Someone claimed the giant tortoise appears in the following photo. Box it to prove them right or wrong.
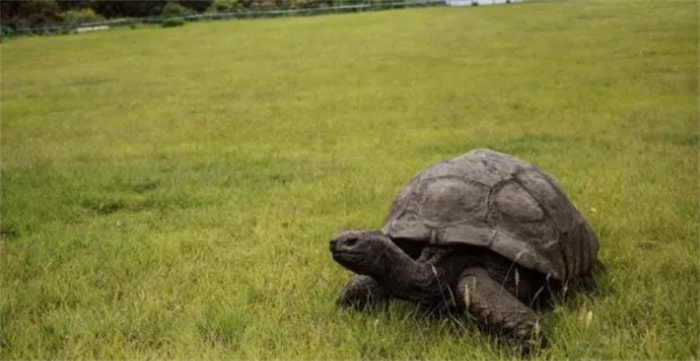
[330,148,601,349]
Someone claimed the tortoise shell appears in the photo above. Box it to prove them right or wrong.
[380,148,599,282]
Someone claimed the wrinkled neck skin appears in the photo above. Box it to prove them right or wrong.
[373,240,450,303]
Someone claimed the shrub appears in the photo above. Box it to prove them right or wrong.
[162,17,186,28]
[57,8,102,26]
[2,0,60,28]
[1,26,15,38]
[162,2,194,17]
[206,0,242,13]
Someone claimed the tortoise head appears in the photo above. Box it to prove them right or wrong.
[330,230,391,276]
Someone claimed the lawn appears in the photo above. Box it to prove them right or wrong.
[1,1,698,359]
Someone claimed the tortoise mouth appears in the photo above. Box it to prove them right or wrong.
[330,244,375,274]
[330,248,362,263]
[331,250,366,273]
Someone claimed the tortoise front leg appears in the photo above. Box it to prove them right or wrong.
[337,274,391,311]
[456,268,547,351]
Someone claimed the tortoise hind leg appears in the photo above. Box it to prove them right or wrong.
[337,275,390,312]
[456,268,547,352]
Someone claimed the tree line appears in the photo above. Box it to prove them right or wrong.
[0,0,419,29]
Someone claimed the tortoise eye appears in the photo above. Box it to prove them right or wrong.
[344,238,358,247]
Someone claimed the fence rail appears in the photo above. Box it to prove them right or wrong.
[3,1,447,37]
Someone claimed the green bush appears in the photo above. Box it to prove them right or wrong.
[57,8,102,26]
[1,26,15,38]
[2,0,60,27]
[206,0,242,13]
[161,17,186,28]
[162,2,194,17]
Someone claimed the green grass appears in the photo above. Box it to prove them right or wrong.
[1,1,698,359]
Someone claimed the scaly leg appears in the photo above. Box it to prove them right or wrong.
[456,268,547,351]
[337,274,390,311]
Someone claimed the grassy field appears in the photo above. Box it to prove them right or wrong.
[1,1,698,359]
